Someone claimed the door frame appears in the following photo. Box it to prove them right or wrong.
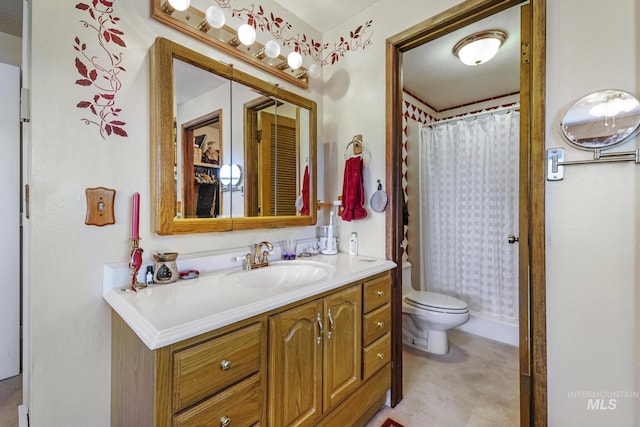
[384,0,547,425]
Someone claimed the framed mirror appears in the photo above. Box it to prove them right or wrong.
[150,37,317,235]
[560,89,640,151]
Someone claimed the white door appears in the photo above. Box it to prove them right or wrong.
[0,62,21,380]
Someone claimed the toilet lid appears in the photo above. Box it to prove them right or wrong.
[404,291,468,313]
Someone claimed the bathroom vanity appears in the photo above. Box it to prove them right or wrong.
[105,254,395,426]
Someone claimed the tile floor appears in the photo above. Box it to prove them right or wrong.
[366,329,520,427]
[0,374,21,427]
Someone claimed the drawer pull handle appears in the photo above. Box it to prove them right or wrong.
[220,360,232,371]
[327,309,334,339]
[221,416,231,426]
[377,321,385,328]
[376,290,385,297]
[377,352,385,359]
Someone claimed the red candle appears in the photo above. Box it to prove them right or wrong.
[131,192,140,240]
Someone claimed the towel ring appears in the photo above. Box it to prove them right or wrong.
[344,135,364,158]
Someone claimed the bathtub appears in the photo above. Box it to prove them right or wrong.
[456,311,519,347]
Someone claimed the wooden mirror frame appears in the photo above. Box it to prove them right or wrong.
[150,37,317,235]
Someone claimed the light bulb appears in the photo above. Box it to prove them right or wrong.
[457,38,501,66]
[237,24,256,46]
[264,40,281,59]
[453,30,506,66]
[205,6,225,29]
[287,51,302,70]
[307,63,321,79]
[168,0,190,11]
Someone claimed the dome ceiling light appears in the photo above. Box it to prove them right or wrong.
[452,30,507,66]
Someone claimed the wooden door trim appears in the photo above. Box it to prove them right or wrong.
[384,0,547,424]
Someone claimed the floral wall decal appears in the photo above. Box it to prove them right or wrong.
[214,0,374,66]
[74,0,128,138]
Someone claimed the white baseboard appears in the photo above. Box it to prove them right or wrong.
[18,404,28,427]
[456,311,519,346]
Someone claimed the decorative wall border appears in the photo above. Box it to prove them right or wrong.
[213,0,374,66]
[74,0,128,139]
[401,94,435,259]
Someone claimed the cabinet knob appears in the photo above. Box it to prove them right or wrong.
[376,290,385,297]
[220,416,231,426]
[377,353,385,360]
[220,359,232,371]
[377,321,385,328]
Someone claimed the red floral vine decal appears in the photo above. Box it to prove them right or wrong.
[74,0,128,138]
[214,0,373,66]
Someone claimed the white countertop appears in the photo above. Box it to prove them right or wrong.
[103,253,396,350]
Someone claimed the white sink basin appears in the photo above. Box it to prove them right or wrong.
[223,260,335,289]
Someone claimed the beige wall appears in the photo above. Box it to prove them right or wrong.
[324,0,638,426]
[26,0,321,425]
[25,0,639,426]
[545,0,638,425]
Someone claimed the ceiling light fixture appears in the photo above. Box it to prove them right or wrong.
[453,30,507,66]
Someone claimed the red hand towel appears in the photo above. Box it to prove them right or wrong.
[341,156,367,221]
[301,164,310,216]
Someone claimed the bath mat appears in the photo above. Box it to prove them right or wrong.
[381,418,405,427]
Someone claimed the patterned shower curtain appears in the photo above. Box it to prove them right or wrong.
[419,110,520,321]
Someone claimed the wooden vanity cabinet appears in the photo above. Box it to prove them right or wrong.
[268,285,362,426]
[111,315,267,427]
[361,274,392,380]
[111,271,392,427]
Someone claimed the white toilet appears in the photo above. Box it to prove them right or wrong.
[402,262,470,355]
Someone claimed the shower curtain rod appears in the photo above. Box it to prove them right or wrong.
[429,103,520,126]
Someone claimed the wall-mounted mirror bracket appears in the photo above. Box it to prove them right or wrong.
[546,147,640,181]
[221,183,244,193]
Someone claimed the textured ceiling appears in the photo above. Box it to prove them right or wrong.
[402,5,520,111]
[271,0,381,32]
[274,1,520,111]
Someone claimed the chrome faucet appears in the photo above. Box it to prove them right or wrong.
[244,241,273,270]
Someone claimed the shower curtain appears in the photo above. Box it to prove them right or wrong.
[419,110,520,321]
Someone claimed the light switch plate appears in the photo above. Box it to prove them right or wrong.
[85,187,116,226]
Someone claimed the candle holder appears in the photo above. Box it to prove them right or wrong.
[122,239,147,292]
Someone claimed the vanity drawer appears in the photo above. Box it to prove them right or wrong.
[362,333,391,380]
[173,373,262,427]
[363,303,391,346]
[363,274,391,313]
[172,322,263,412]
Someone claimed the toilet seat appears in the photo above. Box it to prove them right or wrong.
[404,290,469,314]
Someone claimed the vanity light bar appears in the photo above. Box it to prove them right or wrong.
[546,147,640,181]
[153,0,309,88]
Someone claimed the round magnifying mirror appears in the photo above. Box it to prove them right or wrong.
[220,164,242,187]
[560,89,640,151]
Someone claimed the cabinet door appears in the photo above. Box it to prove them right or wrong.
[323,285,362,411]
[269,299,323,427]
